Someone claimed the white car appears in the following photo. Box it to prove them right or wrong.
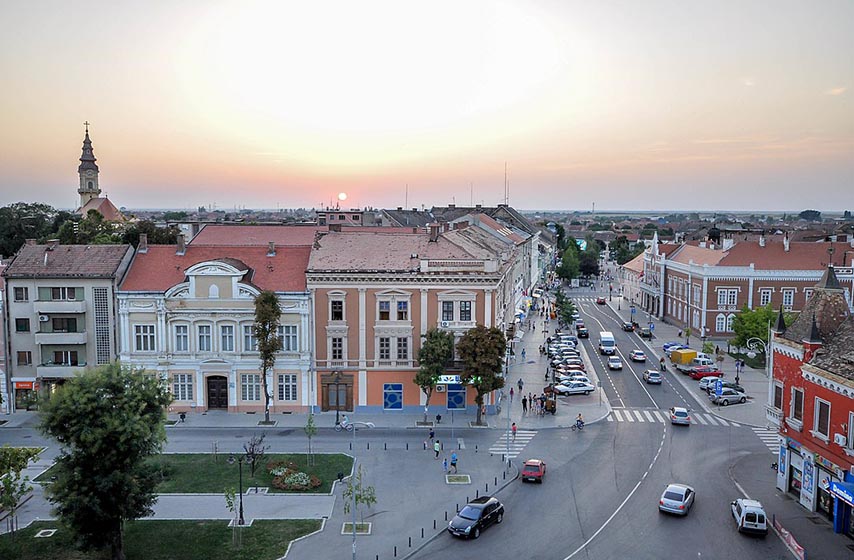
[607,356,623,370]
[557,375,591,385]
[698,376,721,392]
[629,350,646,362]
[552,381,595,395]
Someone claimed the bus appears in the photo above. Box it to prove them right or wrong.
[598,331,616,355]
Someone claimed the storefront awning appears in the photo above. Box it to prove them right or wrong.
[830,480,854,507]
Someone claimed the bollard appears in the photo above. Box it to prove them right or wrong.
[406,442,409,450]
[422,527,424,538]
[485,482,488,492]
[394,545,397,557]
[503,471,506,480]
[456,503,459,512]
[409,537,411,548]
[445,511,448,521]
[441,442,444,450]
[495,476,497,485]
[475,444,478,453]
[476,489,479,498]
[458,443,461,450]
[423,441,427,451]
[367,442,370,450]
[349,442,352,450]
[433,519,437,530]
[384,442,387,450]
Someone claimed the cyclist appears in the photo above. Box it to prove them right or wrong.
[575,413,584,430]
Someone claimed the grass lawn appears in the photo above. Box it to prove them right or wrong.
[0,519,321,560]
[151,453,353,494]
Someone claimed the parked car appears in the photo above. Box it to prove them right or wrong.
[669,407,691,425]
[558,335,579,345]
[710,387,747,406]
[595,296,607,304]
[630,350,646,362]
[639,327,652,338]
[577,327,589,338]
[662,341,683,351]
[643,370,662,384]
[689,366,723,380]
[659,484,695,516]
[552,381,595,395]
[705,380,745,394]
[557,375,591,385]
[622,321,635,332]
[731,498,768,536]
[521,459,546,483]
[448,496,504,539]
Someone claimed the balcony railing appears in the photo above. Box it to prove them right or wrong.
[35,300,87,314]
[35,331,87,345]
[764,405,783,427]
[37,362,87,379]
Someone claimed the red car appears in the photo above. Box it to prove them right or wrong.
[596,297,607,304]
[521,459,546,483]
[689,366,723,380]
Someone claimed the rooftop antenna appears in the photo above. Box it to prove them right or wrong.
[470,182,474,206]
[503,162,509,205]
[405,183,408,209]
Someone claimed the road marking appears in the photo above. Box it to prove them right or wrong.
[607,415,614,422]
[752,428,781,454]
[651,410,665,422]
[457,438,466,449]
[643,411,655,422]
[634,410,645,422]
[612,410,623,421]
[488,430,537,459]
[623,411,634,422]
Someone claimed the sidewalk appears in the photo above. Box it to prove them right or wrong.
[605,295,770,428]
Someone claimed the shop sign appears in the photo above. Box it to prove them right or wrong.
[786,437,803,451]
[438,375,461,384]
[830,481,854,507]
[14,382,33,389]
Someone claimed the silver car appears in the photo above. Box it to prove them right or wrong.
[659,484,695,515]
[669,407,691,425]
[710,387,747,406]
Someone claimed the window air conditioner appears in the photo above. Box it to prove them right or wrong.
[435,385,446,393]
[39,315,50,322]
[833,433,847,447]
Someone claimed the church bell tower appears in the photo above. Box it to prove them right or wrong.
[77,121,101,207]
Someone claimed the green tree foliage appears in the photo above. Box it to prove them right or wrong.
[253,291,282,424]
[343,464,377,524]
[553,223,567,252]
[121,220,180,247]
[611,235,645,265]
[414,328,455,423]
[39,363,172,560]
[0,202,68,256]
[554,292,576,326]
[798,209,822,222]
[456,325,506,426]
[579,250,599,277]
[304,414,318,467]
[0,446,40,538]
[731,305,793,349]
[162,211,189,221]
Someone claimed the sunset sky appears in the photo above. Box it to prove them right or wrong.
[0,1,852,212]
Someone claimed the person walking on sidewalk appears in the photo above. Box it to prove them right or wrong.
[659,357,666,372]
[522,396,528,415]
[450,451,458,473]
[434,440,441,459]
[511,422,517,441]
[442,457,448,473]
[510,387,515,402]
[521,348,527,360]
[518,378,524,392]
[429,427,435,442]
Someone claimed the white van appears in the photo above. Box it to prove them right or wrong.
[730,498,768,536]
[598,331,616,355]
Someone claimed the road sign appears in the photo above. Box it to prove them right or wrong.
[649,322,655,331]
[438,375,461,384]
[714,379,723,396]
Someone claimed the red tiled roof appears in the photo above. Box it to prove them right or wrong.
[473,214,526,244]
[191,225,324,246]
[669,244,727,266]
[3,244,131,278]
[77,197,124,222]
[120,245,309,292]
[622,253,645,273]
[719,241,838,270]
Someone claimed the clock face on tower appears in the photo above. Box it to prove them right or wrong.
[86,170,95,177]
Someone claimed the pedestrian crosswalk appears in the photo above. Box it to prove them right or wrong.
[570,297,604,303]
[606,408,741,427]
[752,427,782,454]
[489,429,537,459]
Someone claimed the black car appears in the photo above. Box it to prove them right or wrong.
[577,327,589,338]
[622,322,635,332]
[448,496,504,539]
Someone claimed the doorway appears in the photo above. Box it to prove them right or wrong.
[206,376,228,409]
[320,373,353,412]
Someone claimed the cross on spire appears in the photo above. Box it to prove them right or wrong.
[84,121,90,134]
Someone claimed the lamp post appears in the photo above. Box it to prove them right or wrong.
[333,371,342,426]
[227,454,248,525]
[746,337,769,378]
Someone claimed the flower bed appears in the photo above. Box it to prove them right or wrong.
[267,461,322,491]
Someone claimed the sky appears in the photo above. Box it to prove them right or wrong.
[0,0,852,212]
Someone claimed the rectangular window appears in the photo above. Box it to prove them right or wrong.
[197,324,212,352]
[378,337,391,361]
[243,325,257,351]
[220,325,234,352]
[241,374,262,401]
[331,300,344,321]
[460,301,472,322]
[397,301,408,320]
[15,318,30,332]
[773,383,784,410]
[277,325,298,352]
[172,373,193,401]
[51,287,77,301]
[13,287,28,302]
[791,388,804,422]
[727,289,737,306]
[396,337,409,361]
[51,317,77,333]
[717,290,727,307]
[759,289,772,307]
[331,337,344,361]
[175,325,189,352]
[814,398,830,438]
[442,301,454,322]
[53,350,78,365]
[693,286,701,305]
[16,351,32,366]
[134,324,156,352]
[379,301,391,321]
[804,289,813,301]
[278,373,298,401]
[782,289,794,308]
[383,383,403,410]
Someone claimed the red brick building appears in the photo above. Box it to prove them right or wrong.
[766,267,854,539]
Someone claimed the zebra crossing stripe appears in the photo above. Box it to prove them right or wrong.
[634,410,645,422]
[651,411,665,422]
[612,410,623,421]
[694,414,708,425]
[623,411,634,422]
[642,411,655,422]
[607,415,614,422]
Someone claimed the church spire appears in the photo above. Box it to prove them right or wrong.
[78,121,99,174]
[77,121,101,207]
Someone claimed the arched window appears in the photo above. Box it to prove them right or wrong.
[208,284,219,299]
[726,314,736,332]
[87,181,93,188]
[715,314,726,332]
[693,310,700,329]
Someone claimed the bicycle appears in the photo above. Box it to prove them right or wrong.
[334,422,354,432]
[570,420,585,432]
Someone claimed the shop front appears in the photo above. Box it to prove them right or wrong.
[829,479,854,539]
[788,448,804,499]
[13,381,39,411]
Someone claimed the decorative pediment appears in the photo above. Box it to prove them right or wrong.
[185,261,248,277]
[165,283,191,299]
[238,285,260,298]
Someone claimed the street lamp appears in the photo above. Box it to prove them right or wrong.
[746,337,769,379]
[227,454,251,525]
[333,371,342,426]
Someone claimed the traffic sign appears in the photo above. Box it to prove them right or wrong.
[438,375,460,384]
[714,379,723,396]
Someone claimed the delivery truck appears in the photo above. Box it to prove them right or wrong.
[670,349,715,373]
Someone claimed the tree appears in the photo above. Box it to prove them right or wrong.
[0,446,39,538]
[414,328,455,424]
[342,464,377,525]
[242,433,268,477]
[730,305,787,349]
[456,325,506,426]
[253,291,282,424]
[304,414,318,467]
[555,250,579,281]
[553,223,567,252]
[554,292,576,327]
[798,209,822,222]
[39,363,172,560]
[121,220,179,247]
[0,202,63,256]
[578,251,599,277]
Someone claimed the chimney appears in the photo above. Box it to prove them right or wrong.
[783,232,790,252]
[722,237,734,251]
[475,204,482,209]
[267,241,276,257]
[429,223,440,242]
[454,221,469,230]
[699,241,706,248]
[176,234,186,256]
[329,223,342,232]
[25,238,36,245]
[138,233,148,254]
[448,204,455,209]
[46,239,59,251]
[802,314,822,361]
[758,234,765,248]
[412,208,417,212]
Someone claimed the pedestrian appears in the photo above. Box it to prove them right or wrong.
[511,422,517,441]
[434,440,441,459]
[442,457,448,473]
[522,396,528,414]
[678,329,683,338]
[521,348,527,360]
[518,378,524,392]
[429,427,435,442]
[450,451,458,473]
[510,387,515,402]
[659,357,666,372]
[735,373,740,385]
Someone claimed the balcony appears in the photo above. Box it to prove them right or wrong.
[764,405,783,428]
[785,416,803,433]
[36,300,86,314]
[35,331,87,345]
[37,362,88,379]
